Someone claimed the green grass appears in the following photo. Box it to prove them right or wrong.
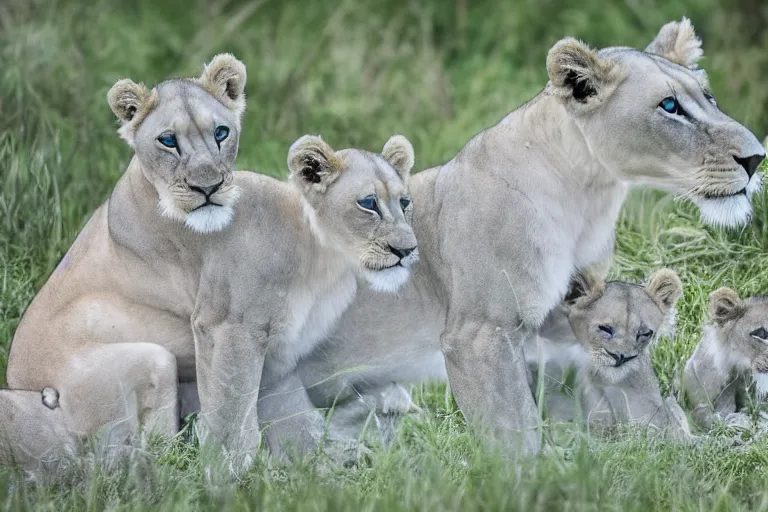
[2,0,768,509]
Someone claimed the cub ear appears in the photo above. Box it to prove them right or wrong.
[564,268,605,308]
[107,79,157,146]
[645,269,683,310]
[644,17,703,70]
[199,53,247,117]
[547,37,616,104]
[708,287,746,326]
[287,135,344,193]
[381,135,415,181]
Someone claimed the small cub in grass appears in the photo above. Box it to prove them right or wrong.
[531,269,691,437]
[682,288,768,430]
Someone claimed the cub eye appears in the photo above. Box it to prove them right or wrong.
[750,327,768,341]
[703,92,717,106]
[659,96,685,116]
[636,328,654,343]
[400,196,411,211]
[357,195,379,214]
[157,133,177,148]
[598,325,615,340]
[214,125,230,143]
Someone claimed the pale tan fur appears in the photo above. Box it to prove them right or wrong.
[196,53,247,117]
[682,288,768,430]
[286,20,764,455]
[530,270,691,440]
[1,56,417,475]
[644,17,703,69]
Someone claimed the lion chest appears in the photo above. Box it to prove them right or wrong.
[572,183,628,270]
[280,274,359,363]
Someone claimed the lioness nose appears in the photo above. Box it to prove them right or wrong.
[191,179,223,198]
[734,153,765,179]
[389,245,415,259]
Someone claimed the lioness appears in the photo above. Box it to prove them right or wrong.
[293,19,765,454]
[2,54,418,473]
[530,269,690,438]
[682,288,768,430]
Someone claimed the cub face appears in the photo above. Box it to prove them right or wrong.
[287,135,418,293]
[547,18,765,228]
[107,54,247,234]
[708,288,768,396]
[563,269,682,385]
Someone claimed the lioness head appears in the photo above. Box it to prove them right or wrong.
[563,269,682,384]
[287,135,418,293]
[707,287,768,397]
[107,54,246,234]
[547,18,765,228]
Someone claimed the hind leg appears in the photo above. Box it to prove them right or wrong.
[57,342,179,441]
[0,389,76,469]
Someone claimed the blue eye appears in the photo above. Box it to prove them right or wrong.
[357,195,379,213]
[214,125,230,143]
[400,196,411,211]
[659,97,684,115]
[157,133,177,148]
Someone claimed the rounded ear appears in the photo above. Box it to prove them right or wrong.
[107,79,157,146]
[645,269,683,310]
[381,135,415,181]
[287,135,343,193]
[199,53,247,117]
[564,268,605,308]
[107,79,152,124]
[708,287,746,326]
[644,17,703,70]
[546,38,617,104]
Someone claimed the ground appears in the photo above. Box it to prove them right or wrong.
[2,0,768,509]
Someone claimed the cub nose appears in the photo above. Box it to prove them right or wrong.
[190,179,223,198]
[389,245,415,259]
[606,350,638,367]
[734,153,765,179]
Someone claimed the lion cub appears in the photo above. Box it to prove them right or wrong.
[531,269,690,436]
[682,288,768,430]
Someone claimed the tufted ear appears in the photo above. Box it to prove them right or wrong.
[107,79,158,146]
[708,287,746,326]
[547,38,617,104]
[644,17,703,70]
[381,135,415,181]
[564,268,605,308]
[199,53,247,117]
[287,135,344,193]
[645,269,683,311]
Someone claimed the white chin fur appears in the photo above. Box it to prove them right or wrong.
[158,196,234,234]
[361,266,411,294]
[754,372,768,400]
[694,195,753,228]
[185,205,235,233]
[694,173,762,228]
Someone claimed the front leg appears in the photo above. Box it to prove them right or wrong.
[682,362,725,431]
[192,317,266,477]
[441,318,541,455]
